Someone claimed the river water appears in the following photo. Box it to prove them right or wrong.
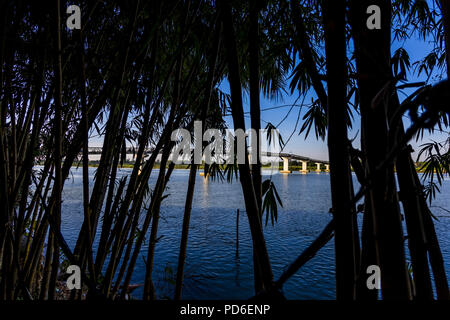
[58,167,450,299]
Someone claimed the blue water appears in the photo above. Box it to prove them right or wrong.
[57,168,450,299]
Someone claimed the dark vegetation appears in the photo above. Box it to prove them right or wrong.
[1,0,450,300]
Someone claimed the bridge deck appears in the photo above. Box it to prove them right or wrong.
[261,152,329,164]
[87,147,328,164]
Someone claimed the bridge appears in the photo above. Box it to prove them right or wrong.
[87,147,154,154]
[86,148,329,174]
[261,152,329,174]
[86,147,154,162]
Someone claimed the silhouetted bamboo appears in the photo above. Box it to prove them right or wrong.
[248,0,265,294]
[174,11,221,300]
[143,149,174,300]
[47,0,63,300]
[1,0,449,302]
[74,6,139,268]
[355,194,379,300]
[290,0,328,108]
[412,170,450,299]
[441,0,450,76]
[349,0,412,300]
[323,0,359,299]
[79,20,96,287]
[220,0,273,291]
[391,93,434,299]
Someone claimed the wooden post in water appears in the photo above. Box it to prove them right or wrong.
[236,209,239,256]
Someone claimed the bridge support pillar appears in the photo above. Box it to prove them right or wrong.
[300,160,308,174]
[325,164,330,172]
[315,162,321,173]
[280,157,291,174]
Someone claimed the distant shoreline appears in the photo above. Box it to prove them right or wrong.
[38,163,427,173]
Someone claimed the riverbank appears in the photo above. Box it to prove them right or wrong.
[65,163,428,172]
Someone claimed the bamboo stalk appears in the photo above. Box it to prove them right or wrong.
[220,0,273,291]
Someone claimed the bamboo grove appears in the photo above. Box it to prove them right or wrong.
[1,0,450,300]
